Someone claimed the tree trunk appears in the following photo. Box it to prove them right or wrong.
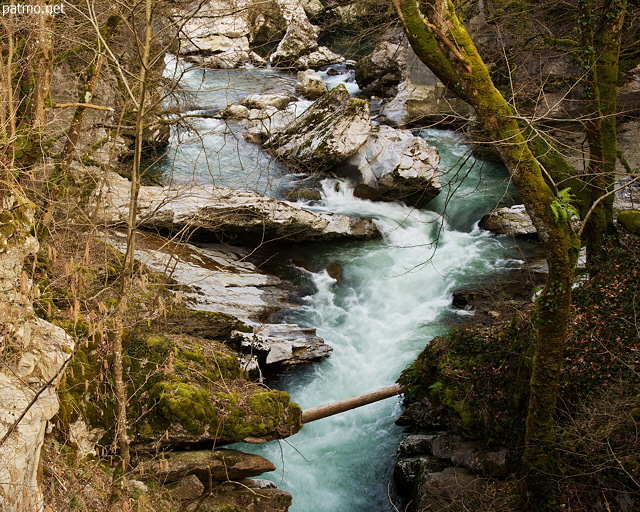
[393,1,581,509]
[578,0,627,268]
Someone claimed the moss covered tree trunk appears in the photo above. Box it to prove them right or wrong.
[577,0,627,268]
[393,1,580,509]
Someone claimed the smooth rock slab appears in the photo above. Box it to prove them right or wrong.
[92,171,379,245]
[138,449,275,483]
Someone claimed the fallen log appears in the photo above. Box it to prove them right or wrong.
[301,383,403,424]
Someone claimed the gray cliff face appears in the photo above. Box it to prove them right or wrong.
[0,194,75,511]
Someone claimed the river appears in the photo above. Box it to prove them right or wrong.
[158,57,526,511]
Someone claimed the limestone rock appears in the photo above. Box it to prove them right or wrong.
[398,434,440,455]
[241,93,293,110]
[169,474,205,501]
[266,84,371,172]
[270,18,319,68]
[176,0,250,54]
[394,455,447,495]
[187,486,292,512]
[101,231,333,369]
[236,323,333,366]
[243,109,297,143]
[336,124,441,207]
[355,30,406,97]
[295,69,328,99]
[479,204,537,237]
[138,449,275,483]
[92,171,380,245]
[295,46,343,69]
[0,194,75,512]
[431,433,511,477]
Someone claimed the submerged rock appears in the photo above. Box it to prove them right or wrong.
[266,84,371,172]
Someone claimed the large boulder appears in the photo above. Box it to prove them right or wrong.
[335,125,441,207]
[177,0,251,54]
[92,171,379,244]
[295,46,343,69]
[357,30,471,125]
[101,230,334,370]
[355,29,407,97]
[266,84,371,172]
[269,18,319,68]
[479,205,537,237]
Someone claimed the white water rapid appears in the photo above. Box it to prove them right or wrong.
[237,134,525,511]
[159,59,527,511]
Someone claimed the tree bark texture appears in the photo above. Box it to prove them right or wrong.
[393,1,581,509]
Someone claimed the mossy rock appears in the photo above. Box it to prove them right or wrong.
[399,316,534,446]
[617,210,640,234]
[128,334,302,446]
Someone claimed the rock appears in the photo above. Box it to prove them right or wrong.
[235,323,332,366]
[241,93,293,110]
[169,474,205,500]
[431,433,511,477]
[398,434,439,455]
[221,104,250,119]
[300,0,325,18]
[187,50,252,69]
[355,30,406,97]
[101,231,334,369]
[138,449,276,483]
[335,124,441,207]
[356,29,471,125]
[479,205,537,237]
[92,171,380,245]
[295,46,343,69]
[127,479,150,495]
[617,210,640,234]
[266,84,371,172]
[250,478,276,489]
[270,18,319,68]
[295,69,328,99]
[243,109,297,143]
[0,194,75,511]
[394,455,448,495]
[178,0,250,42]
[413,467,481,512]
[396,396,462,431]
[187,486,292,512]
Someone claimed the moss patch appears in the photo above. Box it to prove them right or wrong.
[617,210,640,234]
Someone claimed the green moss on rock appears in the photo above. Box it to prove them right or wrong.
[617,210,640,234]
